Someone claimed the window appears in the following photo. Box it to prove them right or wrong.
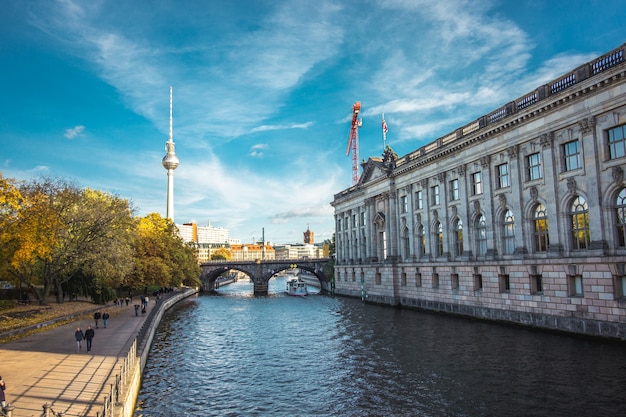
[449,179,459,200]
[471,171,483,195]
[614,266,626,299]
[435,221,444,257]
[454,219,463,256]
[352,214,357,227]
[476,215,487,256]
[415,271,422,287]
[352,271,356,282]
[401,272,407,286]
[563,140,581,171]
[617,188,626,248]
[375,272,382,285]
[534,204,549,252]
[499,273,510,293]
[416,224,426,257]
[502,209,515,255]
[527,152,543,180]
[415,190,423,210]
[432,185,440,205]
[360,211,365,226]
[570,196,590,250]
[451,273,459,290]
[568,274,583,297]
[400,195,408,213]
[432,272,439,288]
[608,125,626,159]
[337,219,342,231]
[496,163,510,188]
[531,274,543,294]
[473,272,483,291]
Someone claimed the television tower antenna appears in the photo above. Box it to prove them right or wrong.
[345,101,362,185]
[162,86,179,220]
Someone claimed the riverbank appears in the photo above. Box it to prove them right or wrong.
[0,288,197,417]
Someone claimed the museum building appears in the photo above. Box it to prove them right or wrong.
[332,43,626,340]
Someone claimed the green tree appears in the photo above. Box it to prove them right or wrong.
[131,213,200,290]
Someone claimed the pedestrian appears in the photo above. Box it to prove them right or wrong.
[134,304,139,316]
[125,296,130,306]
[94,311,101,328]
[75,327,84,352]
[84,325,95,352]
[102,310,110,328]
[0,375,6,409]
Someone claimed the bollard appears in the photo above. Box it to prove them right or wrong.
[3,404,15,417]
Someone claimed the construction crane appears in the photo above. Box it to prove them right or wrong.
[345,101,362,185]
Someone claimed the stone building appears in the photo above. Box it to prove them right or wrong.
[331,43,626,340]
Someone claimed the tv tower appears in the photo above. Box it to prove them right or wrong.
[162,86,179,220]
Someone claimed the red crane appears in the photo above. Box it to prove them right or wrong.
[345,101,362,185]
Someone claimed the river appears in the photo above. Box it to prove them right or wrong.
[134,277,626,417]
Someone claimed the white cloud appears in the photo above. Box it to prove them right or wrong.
[64,125,85,139]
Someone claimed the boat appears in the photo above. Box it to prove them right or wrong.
[285,276,308,296]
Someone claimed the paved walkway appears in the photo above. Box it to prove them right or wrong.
[1,300,154,417]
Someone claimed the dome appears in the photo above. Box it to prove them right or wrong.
[162,153,179,170]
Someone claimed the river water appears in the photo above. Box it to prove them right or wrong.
[134,277,626,417]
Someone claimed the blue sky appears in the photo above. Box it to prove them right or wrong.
[1,0,624,245]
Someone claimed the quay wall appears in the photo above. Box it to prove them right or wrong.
[115,288,197,417]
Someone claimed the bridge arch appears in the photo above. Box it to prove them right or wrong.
[200,259,332,295]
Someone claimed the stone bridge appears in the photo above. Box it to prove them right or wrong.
[200,258,332,295]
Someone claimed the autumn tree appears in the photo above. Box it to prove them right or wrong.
[131,213,200,290]
[10,178,135,304]
[210,247,232,260]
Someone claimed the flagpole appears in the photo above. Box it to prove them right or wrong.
[382,112,387,151]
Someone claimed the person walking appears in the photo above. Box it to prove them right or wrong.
[102,311,110,328]
[0,375,6,409]
[84,325,95,352]
[75,327,84,352]
[94,311,101,328]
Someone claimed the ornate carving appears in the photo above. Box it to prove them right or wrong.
[530,186,538,202]
[578,116,596,134]
[540,132,553,149]
[567,177,577,194]
[416,213,422,224]
[498,194,507,208]
[473,200,481,214]
[480,155,490,168]
[437,172,446,183]
[420,178,429,188]
[458,164,466,176]
[432,210,438,220]
[507,145,519,159]
[612,166,624,183]
[451,206,457,216]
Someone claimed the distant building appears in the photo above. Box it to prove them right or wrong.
[304,226,314,244]
[274,243,323,260]
[332,43,626,340]
[177,221,230,245]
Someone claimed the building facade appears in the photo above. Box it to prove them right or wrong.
[332,44,626,340]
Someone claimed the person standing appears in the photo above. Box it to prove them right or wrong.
[102,311,110,328]
[75,327,84,352]
[84,325,95,352]
[0,375,6,409]
[94,311,101,328]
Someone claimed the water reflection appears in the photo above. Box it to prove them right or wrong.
[135,278,626,417]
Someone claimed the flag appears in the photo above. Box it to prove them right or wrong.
[382,117,388,135]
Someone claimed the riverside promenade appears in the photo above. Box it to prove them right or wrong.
[0,289,197,417]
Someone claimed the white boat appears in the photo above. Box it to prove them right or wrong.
[285,277,308,296]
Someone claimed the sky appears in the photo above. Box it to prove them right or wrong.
[1,0,624,245]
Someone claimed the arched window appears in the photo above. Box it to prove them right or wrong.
[502,210,515,255]
[416,224,426,257]
[403,226,410,260]
[571,196,590,250]
[454,219,463,256]
[476,215,487,256]
[617,188,626,248]
[434,221,443,257]
[534,204,549,252]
